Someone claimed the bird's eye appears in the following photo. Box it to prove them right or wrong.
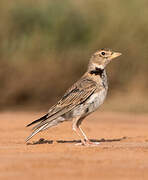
[101,51,106,56]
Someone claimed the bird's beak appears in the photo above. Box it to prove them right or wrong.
[110,52,122,60]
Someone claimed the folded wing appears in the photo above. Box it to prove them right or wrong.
[26,77,97,142]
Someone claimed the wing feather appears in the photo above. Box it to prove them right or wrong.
[26,76,97,141]
[33,78,96,131]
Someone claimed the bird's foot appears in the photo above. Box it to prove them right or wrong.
[75,140,100,147]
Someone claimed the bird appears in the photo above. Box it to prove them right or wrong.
[26,49,122,146]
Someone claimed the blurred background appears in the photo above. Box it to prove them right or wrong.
[0,0,148,113]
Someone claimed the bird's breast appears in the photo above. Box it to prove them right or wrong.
[86,89,107,113]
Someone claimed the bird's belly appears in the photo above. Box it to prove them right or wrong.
[86,89,107,113]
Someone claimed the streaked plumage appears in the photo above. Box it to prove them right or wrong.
[26,49,121,146]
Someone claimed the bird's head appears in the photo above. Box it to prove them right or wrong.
[88,49,122,71]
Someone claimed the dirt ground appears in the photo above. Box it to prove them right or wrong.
[0,111,148,180]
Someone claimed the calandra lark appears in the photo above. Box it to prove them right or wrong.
[26,49,121,146]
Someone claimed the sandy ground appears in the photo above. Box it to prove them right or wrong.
[0,111,148,180]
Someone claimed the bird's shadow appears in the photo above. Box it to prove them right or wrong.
[26,137,127,145]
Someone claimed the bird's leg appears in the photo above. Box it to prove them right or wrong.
[79,126,89,142]
[72,117,99,146]
[72,117,86,145]
[78,126,100,146]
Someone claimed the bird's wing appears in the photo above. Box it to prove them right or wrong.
[49,78,97,114]
[26,76,97,136]
[37,77,97,126]
[26,76,97,142]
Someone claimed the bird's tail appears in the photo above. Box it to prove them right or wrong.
[26,114,48,127]
[26,115,64,142]
[26,114,49,142]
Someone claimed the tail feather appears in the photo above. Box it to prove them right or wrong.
[26,114,48,127]
[26,123,48,142]
[26,117,65,142]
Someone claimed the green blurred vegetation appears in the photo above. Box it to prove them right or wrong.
[0,0,148,111]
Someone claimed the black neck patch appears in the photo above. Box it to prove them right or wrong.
[90,67,104,77]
